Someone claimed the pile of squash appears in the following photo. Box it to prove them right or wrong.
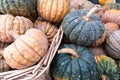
[0,0,119,80]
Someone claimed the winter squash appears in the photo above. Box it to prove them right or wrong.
[69,0,101,12]
[51,44,97,80]
[90,47,119,80]
[62,7,104,46]
[105,30,120,59]
[102,9,120,25]
[90,47,106,56]
[0,42,10,72]
[90,0,115,5]
[35,17,58,44]
[0,14,34,43]
[104,22,119,35]
[0,0,38,21]
[96,56,119,80]
[92,31,106,47]
[104,3,120,10]
[37,0,70,23]
[92,22,119,46]
[3,29,49,69]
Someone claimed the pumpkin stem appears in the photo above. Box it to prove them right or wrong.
[101,75,107,80]
[58,48,79,59]
[83,6,99,21]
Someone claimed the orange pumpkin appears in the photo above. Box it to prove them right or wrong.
[0,14,34,43]
[3,29,49,69]
[102,9,120,25]
[37,0,70,23]
[35,18,58,44]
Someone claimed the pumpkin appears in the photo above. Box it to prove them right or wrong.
[51,44,97,80]
[69,0,101,12]
[90,47,119,80]
[105,30,120,59]
[35,17,58,44]
[0,0,38,21]
[0,14,34,43]
[102,9,120,25]
[0,42,10,72]
[90,47,106,56]
[104,22,119,35]
[92,22,119,46]
[116,0,120,3]
[62,7,104,46]
[104,3,120,10]
[3,29,49,69]
[37,0,70,23]
[90,0,115,5]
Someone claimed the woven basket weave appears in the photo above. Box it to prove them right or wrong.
[0,26,63,80]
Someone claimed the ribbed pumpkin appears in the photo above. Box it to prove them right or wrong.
[62,7,104,46]
[0,0,38,21]
[37,0,70,23]
[105,30,120,59]
[0,42,10,72]
[35,17,58,44]
[0,54,10,72]
[104,3,120,10]
[3,29,49,69]
[69,0,101,12]
[90,47,119,80]
[102,9,120,25]
[51,44,97,80]
[92,22,119,46]
[0,14,34,43]
[104,22,119,35]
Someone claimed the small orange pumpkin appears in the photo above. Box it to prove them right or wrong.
[0,14,34,43]
[102,9,120,25]
[37,0,70,23]
[35,18,58,44]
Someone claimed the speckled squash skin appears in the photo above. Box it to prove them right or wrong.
[51,44,97,80]
[105,30,120,59]
[96,55,119,80]
[37,0,70,23]
[104,3,120,10]
[62,9,104,46]
[0,0,38,21]
[91,47,119,80]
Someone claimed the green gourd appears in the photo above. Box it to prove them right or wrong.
[51,44,97,80]
[62,7,104,46]
[0,0,38,21]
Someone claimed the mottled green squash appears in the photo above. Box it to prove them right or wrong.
[91,47,119,80]
[104,3,120,10]
[51,44,97,80]
[62,7,104,46]
[96,55,119,80]
[0,0,38,21]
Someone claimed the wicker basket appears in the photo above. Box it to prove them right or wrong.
[0,26,63,80]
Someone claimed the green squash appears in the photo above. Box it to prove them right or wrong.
[51,44,97,80]
[62,7,104,46]
[91,47,119,80]
[0,0,38,21]
[104,3,120,10]
[96,55,119,80]
[105,30,120,59]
